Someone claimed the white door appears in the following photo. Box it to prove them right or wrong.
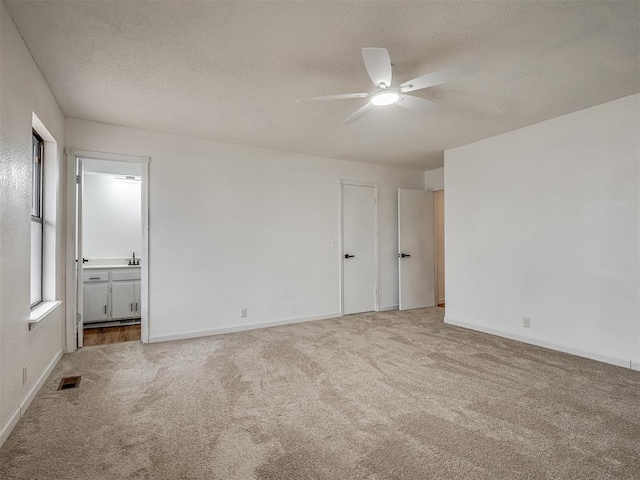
[111,282,135,319]
[342,183,376,314]
[76,159,85,346]
[83,284,109,322]
[133,281,142,319]
[398,189,435,310]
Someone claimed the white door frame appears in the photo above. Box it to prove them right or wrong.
[433,188,444,307]
[75,158,84,347]
[65,148,150,351]
[338,179,379,315]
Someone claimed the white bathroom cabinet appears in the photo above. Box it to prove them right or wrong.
[83,267,141,324]
[83,283,110,322]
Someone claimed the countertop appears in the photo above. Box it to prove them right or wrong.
[83,264,141,270]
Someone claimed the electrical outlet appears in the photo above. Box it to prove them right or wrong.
[523,317,531,328]
[22,366,28,385]
[241,308,247,318]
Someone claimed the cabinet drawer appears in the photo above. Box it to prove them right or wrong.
[111,269,141,281]
[83,271,110,282]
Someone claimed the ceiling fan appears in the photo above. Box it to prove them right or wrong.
[298,48,478,124]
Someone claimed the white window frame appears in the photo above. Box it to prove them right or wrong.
[30,130,45,308]
[29,113,63,330]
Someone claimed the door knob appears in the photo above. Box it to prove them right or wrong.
[344,254,355,259]
[399,253,411,258]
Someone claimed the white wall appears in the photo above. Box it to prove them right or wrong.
[424,167,444,191]
[445,94,640,367]
[83,173,142,259]
[0,3,66,442]
[65,119,425,341]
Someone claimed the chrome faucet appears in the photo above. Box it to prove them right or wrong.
[128,252,140,266]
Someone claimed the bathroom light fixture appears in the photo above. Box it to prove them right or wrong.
[370,90,400,106]
[114,175,141,182]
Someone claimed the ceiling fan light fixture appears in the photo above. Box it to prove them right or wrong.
[371,90,400,106]
[299,47,476,123]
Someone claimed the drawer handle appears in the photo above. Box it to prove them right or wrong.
[89,277,101,280]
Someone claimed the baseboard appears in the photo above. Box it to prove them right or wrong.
[149,312,342,343]
[632,361,640,372]
[0,347,63,448]
[444,317,633,369]
[20,347,64,413]
[378,305,399,312]
[0,408,21,448]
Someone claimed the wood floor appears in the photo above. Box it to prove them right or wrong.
[83,325,141,346]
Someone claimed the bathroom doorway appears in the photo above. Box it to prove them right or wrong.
[66,150,150,350]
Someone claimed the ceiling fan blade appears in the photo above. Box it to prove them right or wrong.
[396,95,439,116]
[400,63,479,93]
[297,93,369,103]
[343,103,372,124]
[362,48,392,88]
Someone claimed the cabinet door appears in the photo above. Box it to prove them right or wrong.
[133,281,142,318]
[83,284,109,323]
[111,282,135,319]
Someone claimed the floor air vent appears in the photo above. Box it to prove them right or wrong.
[58,376,81,390]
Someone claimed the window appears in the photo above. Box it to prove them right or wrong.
[30,130,44,307]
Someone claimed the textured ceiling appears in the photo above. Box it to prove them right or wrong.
[5,1,640,169]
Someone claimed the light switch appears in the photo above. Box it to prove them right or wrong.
[330,240,337,248]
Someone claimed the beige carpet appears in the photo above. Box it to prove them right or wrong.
[1,308,639,479]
